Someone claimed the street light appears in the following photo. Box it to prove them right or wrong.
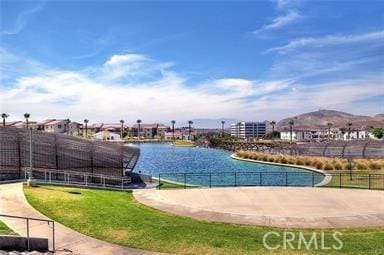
[27,127,36,186]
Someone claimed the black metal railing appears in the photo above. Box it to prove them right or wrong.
[0,214,55,251]
[157,172,384,190]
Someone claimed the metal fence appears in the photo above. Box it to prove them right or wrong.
[158,171,384,190]
[0,127,140,181]
[0,214,55,251]
[215,140,384,158]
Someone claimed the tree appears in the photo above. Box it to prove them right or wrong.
[288,120,294,144]
[1,113,9,126]
[270,121,276,140]
[84,119,89,138]
[64,118,71,134]
[120,120,125,139]
[136,119,142,139]
[188,120,193,140]
[327,122,333,141]
[221,121,225,137]
[171,120,176,140]
[24,113,31,128]
[346,122,352,140]
[370,127,384,139]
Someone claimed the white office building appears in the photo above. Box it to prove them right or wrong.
[230,122,266,139]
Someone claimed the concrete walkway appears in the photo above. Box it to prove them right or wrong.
[134,187,384,229]
[0,182,160,255]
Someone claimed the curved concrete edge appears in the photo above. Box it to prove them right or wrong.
[230,154,332,187]
[133,188,384,229]
[153,177,199,188]
[0,182,163,255]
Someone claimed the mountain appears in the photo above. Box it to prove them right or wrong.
[277,110,384,130]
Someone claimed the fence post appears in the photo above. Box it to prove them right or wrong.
[368,174,371,190]
[339,173,342,188]
[26,218,30,251]
[184,173,186,189]
[312,172,315,187]
[285,172,288,186]
[234,172,237,187]
[260,172,262,186]
[52,221,55,251]
[209,173,212,188]
[158,174,161,190]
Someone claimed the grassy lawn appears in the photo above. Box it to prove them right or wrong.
[24,185,384,255]
[172,140,195,147]
[0,220,17,236]
[324,171,384,190]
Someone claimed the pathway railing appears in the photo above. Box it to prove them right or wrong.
[0,214,55,251]
[158,172,384,190]
[22,168,133,190]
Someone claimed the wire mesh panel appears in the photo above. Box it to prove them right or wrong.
[0,127,140,181]
[218,140,384,158]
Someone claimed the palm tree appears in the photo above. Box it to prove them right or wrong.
[24,113,30,128]
[64,118,71,134]
[347,122,352,140]
[171,120,176,140]
[84,119,89,138]
[136,119,142,139]
[188,120,193,140]
[288,120,294,144]
[327,122,333,141]
[270,121,276,140]
[120,120,125,139]
[1,113,9,126]
[221,121,225,137]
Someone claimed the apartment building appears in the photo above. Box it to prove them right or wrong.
[230,122,266,139]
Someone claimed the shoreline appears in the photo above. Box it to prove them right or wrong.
[230,154,332,187]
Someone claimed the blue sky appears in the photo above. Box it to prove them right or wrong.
[0,0,383,124]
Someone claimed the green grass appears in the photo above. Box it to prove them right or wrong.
[0,220,17,236]
[24,185,384,255]
[172,140,195,147]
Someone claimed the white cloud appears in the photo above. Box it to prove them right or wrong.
[1,50,383,124]
[0,1,45,36]
[254,10,301,35]
[266,30,384,53]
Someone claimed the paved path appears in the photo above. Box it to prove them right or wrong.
[134,187,384,229]
[0,182,160,255]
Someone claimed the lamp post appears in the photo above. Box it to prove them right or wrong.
[27,127,35,186]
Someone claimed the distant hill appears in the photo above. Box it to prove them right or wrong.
[277,110,384,131]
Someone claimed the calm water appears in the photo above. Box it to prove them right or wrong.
[132,143,324,186]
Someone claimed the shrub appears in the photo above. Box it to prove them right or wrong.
[355,162,367,170]
[262,155,269,161]
[280,156,288,164]
[304,158,312,166]
[323,163,334,170]
[369,162,381,170]
[334,162,343,170]
[315,161,324,170]
[295,158,305,165]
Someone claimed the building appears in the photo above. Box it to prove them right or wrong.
[92,131,121,141]
[67,122,82,135]
[230,122,266,139]
[37,119,56,131]
[131,123,170,139]
[164,130,197,140]
[42,120,66,133]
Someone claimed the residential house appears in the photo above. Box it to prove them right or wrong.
[92,131,121,141]
[131,123,170,139]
